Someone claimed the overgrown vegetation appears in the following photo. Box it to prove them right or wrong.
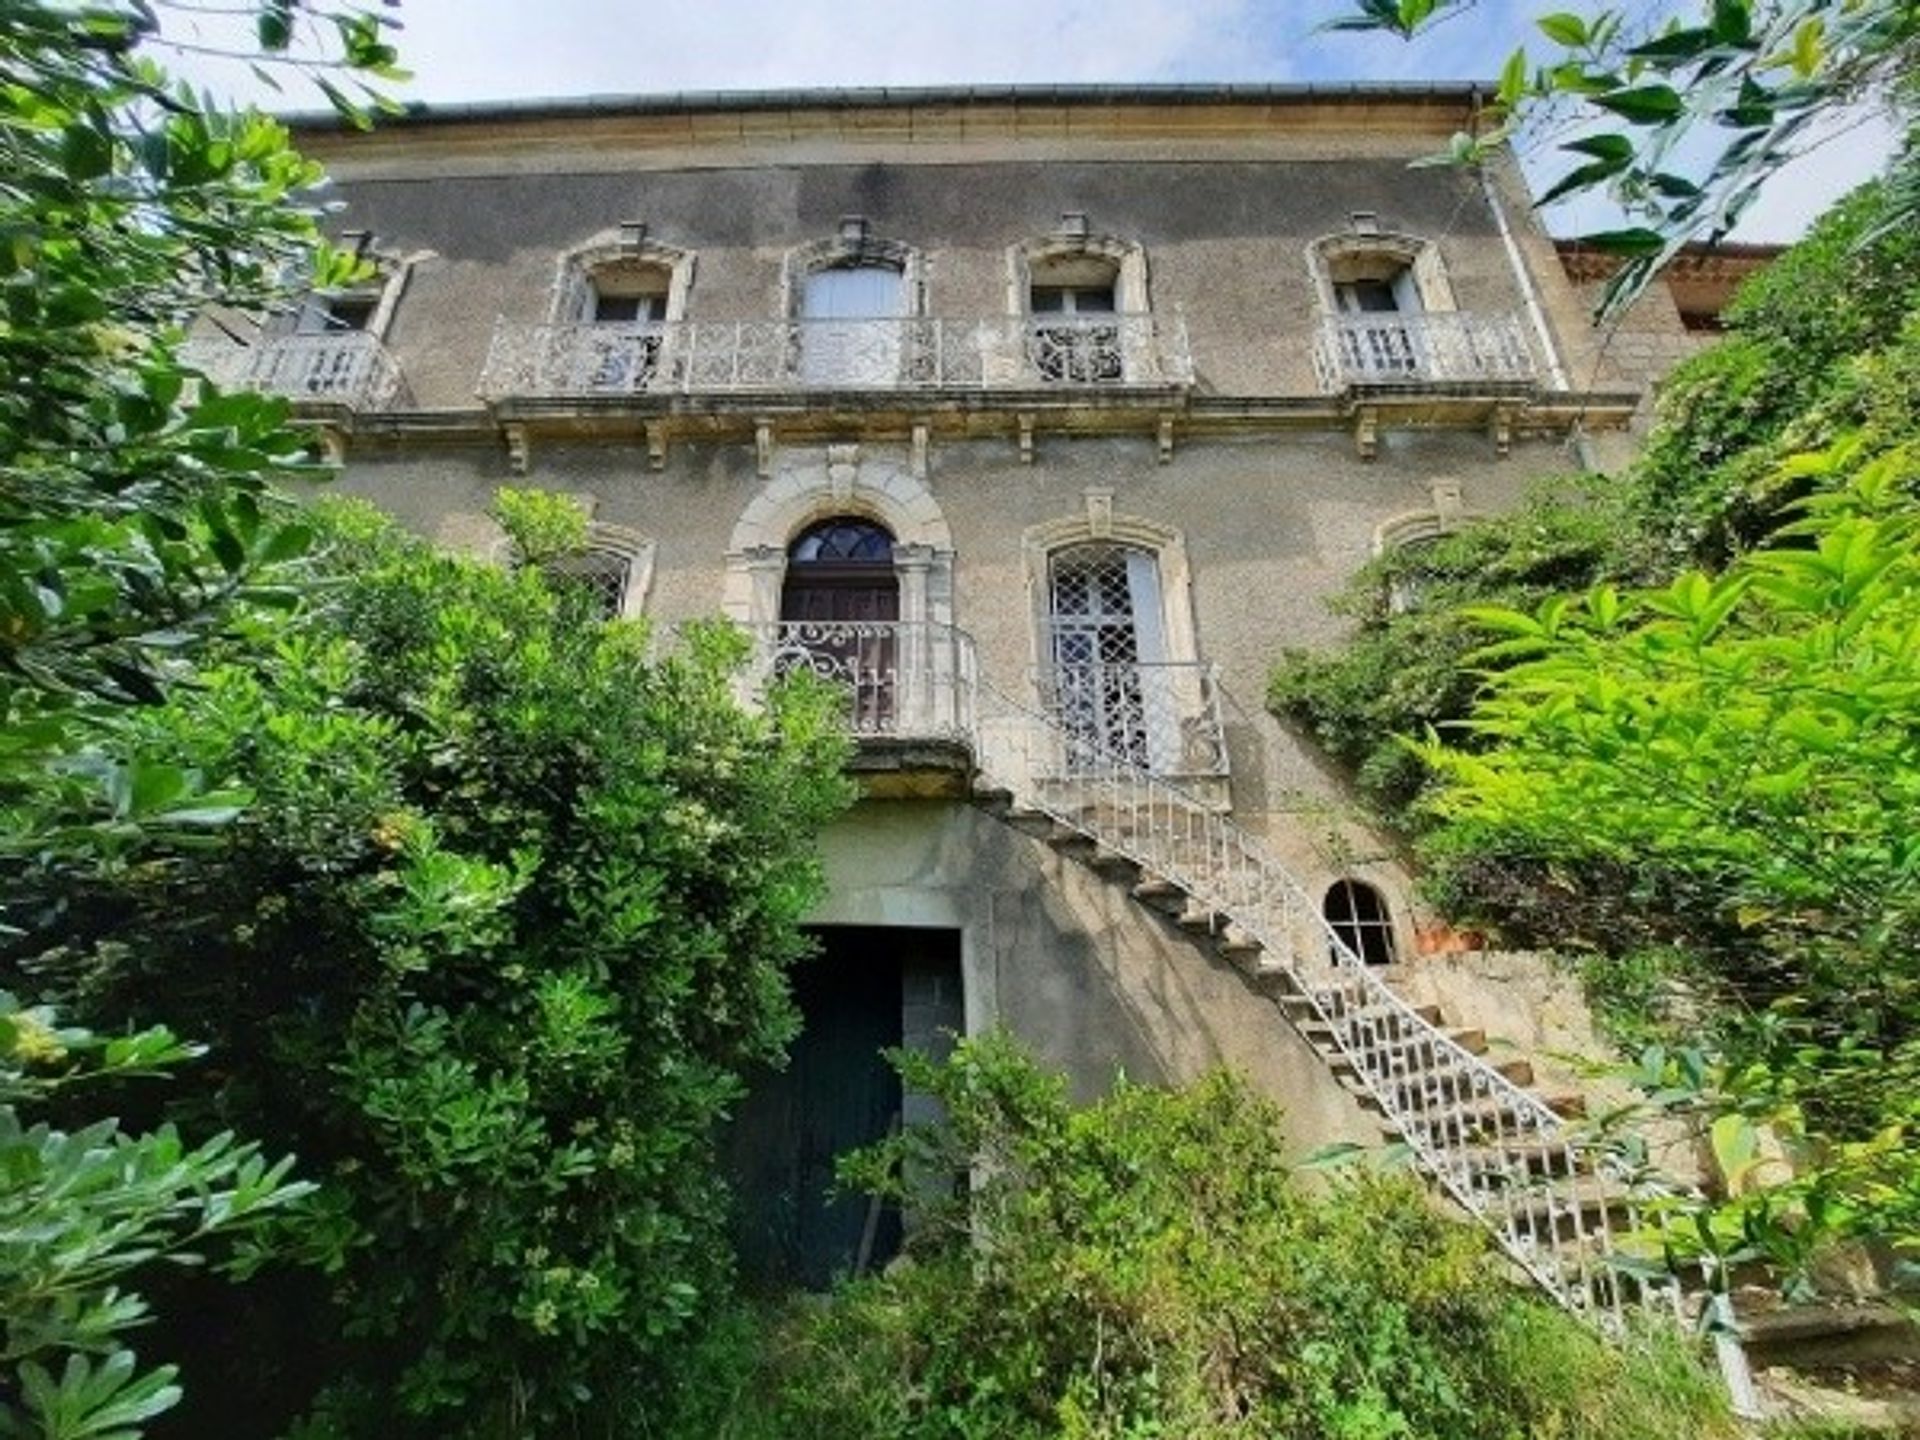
[1271,182,1920,834]
[1,7,861,1435]
[8,496,854,1436]
[1270,184,1920,1291]
[703,1035,1735,1440]
[1,3,395,1433]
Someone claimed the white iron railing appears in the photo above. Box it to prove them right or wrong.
[1030,661,1228,778]
[480,313,1193,399]
[1312,311,1536,391]
[182,331,407,411]
[754,621,976,741]
[970,672,1689,1330]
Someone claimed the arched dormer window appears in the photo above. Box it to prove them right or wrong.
[1308,230,1458,385]
[1324,879,1397,966]
[1009,219,1151,385]
[784,222,925,387]
[551,228,695,394]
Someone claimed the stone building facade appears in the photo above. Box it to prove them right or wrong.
[200,85,1730,1285]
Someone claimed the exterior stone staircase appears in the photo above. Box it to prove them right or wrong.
[964,678,1771,1405]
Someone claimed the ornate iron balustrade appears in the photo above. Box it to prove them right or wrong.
[182,331,407,411]
[480,313,1193,399]
[1031,661,1228,778]
[1312,311,1535,391]
[753,621,976,741]
[970,674,1700,1338]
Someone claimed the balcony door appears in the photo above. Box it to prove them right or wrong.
[1046,542,1174,771]
[1333,269,1424,379]
[800,263,904,386]
[780,517,899,732]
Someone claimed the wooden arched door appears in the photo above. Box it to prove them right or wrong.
[780,517,899,732]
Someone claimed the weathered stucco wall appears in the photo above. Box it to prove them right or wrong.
[312,148,1589,407]
[319,424,1577,929]
[812,799,1375,1151]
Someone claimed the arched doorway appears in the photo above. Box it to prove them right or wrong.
[779,516,899,732]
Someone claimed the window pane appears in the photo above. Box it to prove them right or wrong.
[1030,287,1066,315]
[1076,287,1117,314]
[592,293,644,323]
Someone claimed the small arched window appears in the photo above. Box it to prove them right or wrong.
[1324,879,1396,966]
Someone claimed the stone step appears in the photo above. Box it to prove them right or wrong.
[1002,805,1056,837]
[1283,993,1445,1032]
[1382,1087,1588,1139]
[1176,903,1224,935]
[1488,1180,1650,1247]
[1131,875,1190,914]
[1453,1138,1588,1182]
[1335,1054,1536,1105]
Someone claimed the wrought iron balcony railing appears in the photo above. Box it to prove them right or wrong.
[183,331,407,412]
[754,621,978,742]
[480,313,1193,400]
[1031,661,1228,778]
[1312,311,1535,392]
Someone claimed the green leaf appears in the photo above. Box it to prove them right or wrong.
[1536,12,1589,46]
[1572,226,1666,256]
[1593,84,1685,124]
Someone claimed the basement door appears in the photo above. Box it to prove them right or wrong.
[724,926,962,1292]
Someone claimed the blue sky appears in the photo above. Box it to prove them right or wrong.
[159,0,1894,240]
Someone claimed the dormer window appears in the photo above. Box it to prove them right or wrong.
[1028,254,1124,383]
[1333,275,1415,315]
[586,264,670,324]
[306,294,379,333]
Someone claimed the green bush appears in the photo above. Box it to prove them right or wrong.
[1269,480,1629,824]
[714,1035,1734,1440]
[7,500,855,1437]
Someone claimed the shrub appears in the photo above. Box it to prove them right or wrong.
[7,500,855,1437]
[720,1035,1735,1440]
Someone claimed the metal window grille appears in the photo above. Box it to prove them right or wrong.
[544,548,631,621]
[1047,543,1152,768]
[1324,879,1397,966]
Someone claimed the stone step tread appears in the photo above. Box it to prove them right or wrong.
[1334,1054,1536,1093]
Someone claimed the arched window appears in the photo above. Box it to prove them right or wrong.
[1310,232,1456,385]
[799,261,908,386]
[1324,880,1397,966]
[1045,542,1171,770]
[549,231,693,396]
[1009,223,1150,386]
[779,517,900,732]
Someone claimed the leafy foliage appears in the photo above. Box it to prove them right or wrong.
[1419,438,1920,1285]
[2,5,399,1436]
[1,994,312,1439]
[1269,180,1920,1291]
[1330,0,1920,315]
[1269,481,1630,821]
[711,1035,1735,1440]
[1270,182,1920,835]
[8,503,855,1437]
